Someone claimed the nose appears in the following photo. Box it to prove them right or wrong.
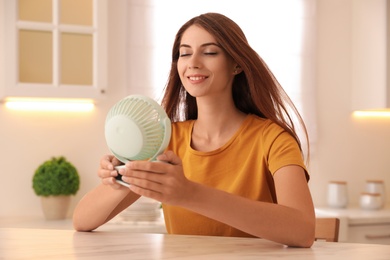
[188,53,201,69]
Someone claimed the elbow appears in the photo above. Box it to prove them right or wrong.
[73,222,93,232]
[288,220,315,248]
[73,221,95,232]
[294,235,315,248]
[72,219,92,232]
[296,212,316,248]
[72,212,96,232]
[285,232,314,248]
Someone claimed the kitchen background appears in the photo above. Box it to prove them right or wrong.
[0,0,389,218]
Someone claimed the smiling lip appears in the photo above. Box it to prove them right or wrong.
[187,75,208,82]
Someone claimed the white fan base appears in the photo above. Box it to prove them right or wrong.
[105,115,144,159]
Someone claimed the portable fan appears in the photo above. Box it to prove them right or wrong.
[104,95,171,187]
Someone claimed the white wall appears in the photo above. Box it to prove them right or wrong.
[309,0,390,207]
[0,1,128,217]
[0,0,389,218]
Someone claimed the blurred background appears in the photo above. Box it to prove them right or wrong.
[0,0,389,220]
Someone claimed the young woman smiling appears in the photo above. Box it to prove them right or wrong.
[73,12,315,248]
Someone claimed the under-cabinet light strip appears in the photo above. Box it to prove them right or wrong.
[4,98,95,112]
[353,110,390,118]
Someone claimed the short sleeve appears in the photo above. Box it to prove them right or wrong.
[263,123,309,181]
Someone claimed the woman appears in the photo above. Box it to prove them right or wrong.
[73,12,315,248]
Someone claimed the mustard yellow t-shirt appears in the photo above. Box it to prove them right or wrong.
[162,114,307,237]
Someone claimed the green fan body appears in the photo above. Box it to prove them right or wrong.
[104,95,171,187]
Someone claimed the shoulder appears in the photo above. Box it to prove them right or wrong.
[245,114,299,151]
[171,120,194,132]
[245,114,285,138]
[167,120,194,152]
[247,115,307,176]
[170,120,194,141]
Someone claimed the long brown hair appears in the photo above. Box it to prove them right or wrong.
[161,12,309,158]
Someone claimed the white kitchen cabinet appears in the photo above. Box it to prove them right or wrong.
[316,207,390,245]
[350,0,389,110]
[348,224,390,244]
[0,0,107,100]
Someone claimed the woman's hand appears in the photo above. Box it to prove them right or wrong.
[97,155,125,190]
[118,150,193,205]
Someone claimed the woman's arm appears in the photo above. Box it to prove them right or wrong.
[72,155,141,232]
[182,165,315,247]
[121,151,315,247]
[72,183,139,231]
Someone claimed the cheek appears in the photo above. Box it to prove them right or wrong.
[177,61,185,78]
[214,64,234,78]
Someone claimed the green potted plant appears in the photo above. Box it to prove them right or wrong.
[32,156,80,220]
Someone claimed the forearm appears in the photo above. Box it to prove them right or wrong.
[73,184,137,231]
[180,182,315,247]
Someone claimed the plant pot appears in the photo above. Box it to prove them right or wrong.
[40,195,71,220]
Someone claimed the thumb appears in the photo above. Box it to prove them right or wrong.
[157,150,182,166]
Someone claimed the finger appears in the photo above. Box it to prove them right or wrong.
[122,170,163,185]
[128,178,163,198]
[111,157,123,167]
[101,177,125,190]
[124,161,176,180]
[156,150,182,166]
[97,168,118,178]
[100,155,115,170]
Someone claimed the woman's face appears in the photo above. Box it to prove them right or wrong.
[177,25,238,99]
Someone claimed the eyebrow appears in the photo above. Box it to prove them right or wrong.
[179,42,221,49]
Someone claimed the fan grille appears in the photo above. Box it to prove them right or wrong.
[105,96,166,161]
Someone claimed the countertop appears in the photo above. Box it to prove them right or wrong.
[315,207,390,225]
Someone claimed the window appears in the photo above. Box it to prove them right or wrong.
[1,0,107,100]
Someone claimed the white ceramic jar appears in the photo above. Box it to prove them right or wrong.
[365,180,386,208]
[327,181,348,208]
[360,192,383,210]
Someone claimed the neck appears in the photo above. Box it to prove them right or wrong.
[191,97,247,151]
[196,96,244,131]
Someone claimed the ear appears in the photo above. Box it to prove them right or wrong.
[233,65,242,75]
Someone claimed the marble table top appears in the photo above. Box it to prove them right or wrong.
[1,228,390,259]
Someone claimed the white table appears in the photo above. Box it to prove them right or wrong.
[1,228,390,259]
